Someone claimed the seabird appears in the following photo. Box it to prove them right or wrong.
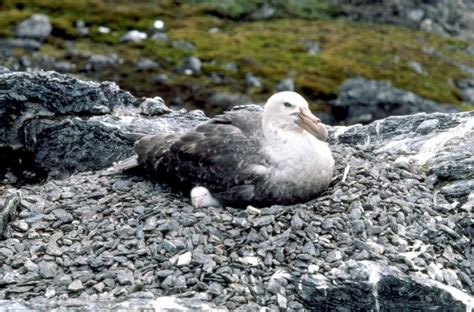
[116,91,334,208]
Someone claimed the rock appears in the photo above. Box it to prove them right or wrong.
[407,9,425,22]
[119,30,147,43]
[15,14,52,41]
[98,26,111,34]
[38,261,58,278]
[244,73,262,89]
[153,20,165,31]
[178,56,201,75]
[139,97,171,116]
[53,61,77,73]
[172,40,195,51]
[299,261,472,311]
[0,71,472,310]
[207,92,251,111]
[467,45,474,57]
[459,83,474,105]
[335,0,474,40]
[75,20,89,36]
[0,71,139,176]
[68,280,84,292]
[177,251,192,266]
[408,60,428,75]
[0,190,21,238]
[52,209,73,223]
[221,62,239,72]
[303,40,321,55]
[275,78,294,92]
[331,77,459,124]
[0,38,41,51]
[135,57,159,71]
[246,4,275,21]
[150,32,169,43]
[86,54,121,71]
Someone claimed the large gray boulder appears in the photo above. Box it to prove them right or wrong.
[0,71,472,310]
[335,0,474,40]
[15,14,52,41]
[0,71,207,180]
[331,77,459,124]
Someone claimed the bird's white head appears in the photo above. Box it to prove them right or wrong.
[262,91,328,141]
[190,186,222,208]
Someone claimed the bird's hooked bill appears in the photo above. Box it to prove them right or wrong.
[295,107,328,141]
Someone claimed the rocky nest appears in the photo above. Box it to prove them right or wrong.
[0,71,472,310]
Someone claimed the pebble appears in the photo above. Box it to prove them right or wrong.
[177,251,192,266]
[68,280,84,292]
[0,108,471,310]
[119,30,147,43]
[275,78,294,92]
[38,261,58,278]
[178,56,201,75]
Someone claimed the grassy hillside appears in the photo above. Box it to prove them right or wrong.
[1,0,473,112]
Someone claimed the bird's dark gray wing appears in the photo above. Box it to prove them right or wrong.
[140,111,269,207]
[210,111,263,138]
[135,133,181,172]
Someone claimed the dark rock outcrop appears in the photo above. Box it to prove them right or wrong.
[0,71,207,181]
[335,0,474,40]
[0,71,472,310]
[331,77,459,125]
[15,14,52,42]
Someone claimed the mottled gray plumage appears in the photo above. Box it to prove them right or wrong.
[122,91,335,208]
[135,111,269,207]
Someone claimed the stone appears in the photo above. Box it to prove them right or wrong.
[407,9,425,22]
[334,0,473,40]
[0,71,472,311]
[68,280,84,291]
[299,261,470,310]
[408,61,428,75]
[0,38,41,51]
[177,251,192,266]
[244,73,262,88]
[275,78,294,92]
[98,26,111,34]
[15,14,52,41]
[135,57,159,71]
[0,190,21,237]
[153,20,165,31]
[460,88,474,105]
[38,261,58,278]
[119,30,147,43]
[247,4,275,21]
[172,40,195,51]
[178,56,201,75]
[207,92,251,111]
[150,32,169,43]
[52,209,73,223]
[139,97,171,116]
[86,54,121,71]
[331,77,459,124]
[75,20,89,36]
[303,40,321,55]
[53,61,77,73]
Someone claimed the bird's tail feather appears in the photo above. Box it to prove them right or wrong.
[113,155,139,171]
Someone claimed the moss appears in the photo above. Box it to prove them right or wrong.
[0,0,473,112]
[0,9,32,37]
[191,0,336,20]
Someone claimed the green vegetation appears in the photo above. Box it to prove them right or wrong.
[1,0,473,112]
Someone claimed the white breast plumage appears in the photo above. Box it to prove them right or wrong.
[263,130,334,200]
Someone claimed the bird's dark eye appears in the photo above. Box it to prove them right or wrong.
[283,102,293,107]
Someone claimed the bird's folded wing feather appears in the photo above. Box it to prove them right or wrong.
[163,111,268,204]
